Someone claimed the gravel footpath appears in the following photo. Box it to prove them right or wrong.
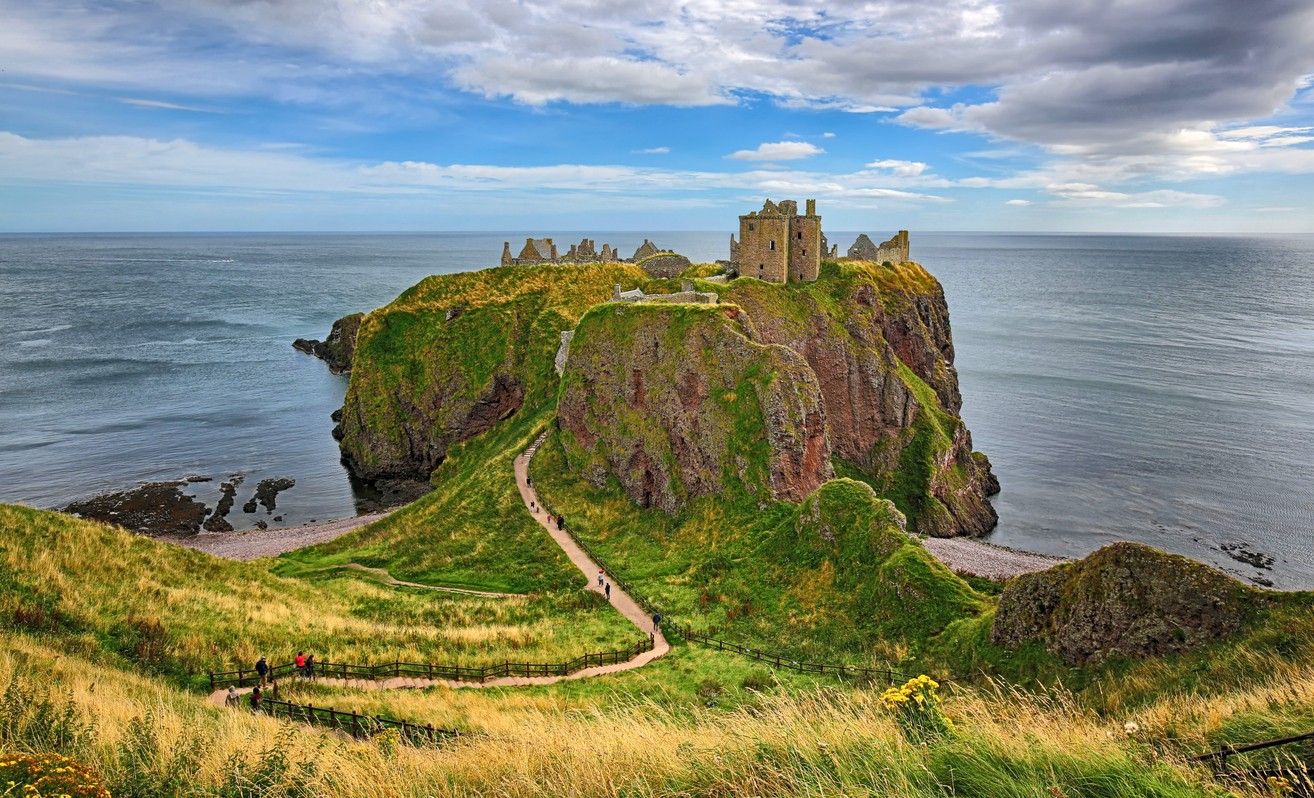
[164,512,389,561]
[920,536,1069,581]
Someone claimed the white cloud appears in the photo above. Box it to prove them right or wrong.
[1219,125,1313,140]
[634,146,670,155]
[120,97,218,112]
[822,132,836,138]
[727,141,824,161]
[0,131,948,205]
[1005,199,1031,206]
[866,159,929,177]
[1044,183,1224,209]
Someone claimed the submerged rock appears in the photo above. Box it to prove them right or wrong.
[991,542,1261,665]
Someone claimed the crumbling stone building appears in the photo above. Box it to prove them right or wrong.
[847,230,910,264]
[501,237,621,266]
[730,199,838,284]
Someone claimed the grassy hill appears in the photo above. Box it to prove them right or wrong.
[4,259,1314,797]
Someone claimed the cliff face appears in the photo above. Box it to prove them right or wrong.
[720,261,997,537]
[991,542,1259,665]
[336,262,649,481]
[557,303,832,512]
[293,312,363,374]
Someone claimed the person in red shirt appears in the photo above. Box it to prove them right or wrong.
[294,651,306,677]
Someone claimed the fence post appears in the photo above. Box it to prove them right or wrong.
[307,703,315,726]
[395,658,400,678]
[352,710,360,740]
[428,662,433,680]
[209,671,215,690]
[426,723,435,744]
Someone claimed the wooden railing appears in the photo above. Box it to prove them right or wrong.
[1190,729,1314,773]
[210,637,654,690]
[246,697,461,745]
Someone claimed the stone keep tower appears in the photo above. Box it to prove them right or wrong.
[732,198,823,283]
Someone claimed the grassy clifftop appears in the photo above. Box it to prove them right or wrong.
[339,261,650,480]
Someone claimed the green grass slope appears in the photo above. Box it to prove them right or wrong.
[0,502,635,689]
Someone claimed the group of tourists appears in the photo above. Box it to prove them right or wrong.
[225,651,320,711]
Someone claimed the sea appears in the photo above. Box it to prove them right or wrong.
[1,232,1311,587]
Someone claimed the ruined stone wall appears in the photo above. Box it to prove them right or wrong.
[788,215,822,283]
[873,231,910,264]
[637,252,692,278]
[739,214,790,283]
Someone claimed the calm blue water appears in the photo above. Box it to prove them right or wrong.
[1,232,1311,587]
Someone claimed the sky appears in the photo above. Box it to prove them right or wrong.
[1,0,1312,233]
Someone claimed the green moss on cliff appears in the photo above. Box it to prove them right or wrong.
[559,301,827,511]
[340,261,652,479]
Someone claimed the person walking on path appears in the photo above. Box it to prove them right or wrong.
[255,656,269,686]
[597,569,605,589]
[304,654,316,680]
[294,651,306,678]
[249,685,263,712]
[604,582,611,601]
[652,612,662,633]
[225,686,239,707]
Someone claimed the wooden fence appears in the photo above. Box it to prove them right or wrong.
[246,697,461,745]
[210,637,654,690]
[1190,729,1314,773]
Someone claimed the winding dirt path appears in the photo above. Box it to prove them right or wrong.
[325,563,526,598]
[208,430,668,704]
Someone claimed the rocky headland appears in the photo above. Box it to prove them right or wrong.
[325,255,997,538]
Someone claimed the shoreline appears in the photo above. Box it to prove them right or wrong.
[162,499,1070,583]
[162,511,390,561]
[919,535,1070,581]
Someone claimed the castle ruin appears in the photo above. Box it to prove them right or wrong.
[730,199,829,284]
[729,198,910,283]
[847,231,910,264]
[501,237,621,267]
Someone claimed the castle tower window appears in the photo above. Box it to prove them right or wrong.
[797,231,802,239]
[748,223,755,231]
[769,240,776,251]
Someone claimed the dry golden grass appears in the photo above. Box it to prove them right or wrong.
[4,627,1273,798]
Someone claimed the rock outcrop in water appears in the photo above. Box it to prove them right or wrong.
[66,481,210,536]
[991,542,1259,664]
[558,303,831,511]
[293,312,363,374]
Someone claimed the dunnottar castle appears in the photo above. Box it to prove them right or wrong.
[499,198,909,285]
